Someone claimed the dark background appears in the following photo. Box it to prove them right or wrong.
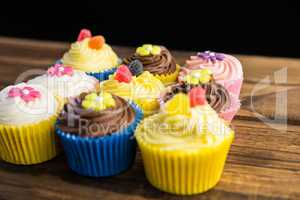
[1,1,299,57]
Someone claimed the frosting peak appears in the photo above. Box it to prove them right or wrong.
[62,37,119,73]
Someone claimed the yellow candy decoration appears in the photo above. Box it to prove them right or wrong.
[151,45,161,55]
[142,44,153,51]
[82,92,116,111]
[185,69,212,85]
[136,47,150,56]
[136,44,161,56]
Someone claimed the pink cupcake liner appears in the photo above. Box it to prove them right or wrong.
[220,78,243,98]
[220,93,241,122]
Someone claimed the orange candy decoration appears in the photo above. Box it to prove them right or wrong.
[88,36,105,50]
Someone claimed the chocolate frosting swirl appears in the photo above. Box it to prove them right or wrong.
[123,46,177,75]
[58,94,135,137]
[162,82,231,113]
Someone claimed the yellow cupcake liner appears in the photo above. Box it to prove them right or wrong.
[0,97,63,165]
[136,132,234,195]
[154,64,180,86]
[0,115,60,165]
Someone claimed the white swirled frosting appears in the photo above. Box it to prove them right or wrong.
[28,70,98,98]
[0,83,58,125]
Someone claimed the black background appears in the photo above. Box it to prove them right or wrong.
[1,1,300,57]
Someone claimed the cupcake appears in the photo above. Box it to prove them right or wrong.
[163,68,240,122]
[100,60,165,116]
[180,51,243,97]
[61,29,120,81]
[0,83,61,165]
[123,44,180,85]
[136,88,234,195]
[56,92,143,177]
[28,64,99,103]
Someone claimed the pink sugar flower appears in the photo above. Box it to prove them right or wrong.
[8,86,41,103]
[47,64,74,77]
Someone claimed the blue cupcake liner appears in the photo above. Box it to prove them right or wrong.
[86,67,117,82]
[55,59,121,81]
[55,102,143,177]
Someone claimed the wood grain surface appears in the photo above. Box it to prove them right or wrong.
[0,36,299,200]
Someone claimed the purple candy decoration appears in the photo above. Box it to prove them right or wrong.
[197,51,225,63]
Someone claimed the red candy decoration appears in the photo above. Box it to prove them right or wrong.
[189,87,207,107]
[77,29,92,42]
[115,65,132,83]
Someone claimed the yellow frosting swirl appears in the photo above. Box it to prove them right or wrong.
[100,71,164,102]
[100,77,135,100]
[100,71,165,115]
[133,71,165,100]
[136,105,233,150]
[62,38,119,72]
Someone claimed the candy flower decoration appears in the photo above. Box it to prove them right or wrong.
[136,44,161,56]
[8,86,41,103]
[197,51,225,63]
[47,64,74,77]
[184,69,213,85]
[82,92,116,111]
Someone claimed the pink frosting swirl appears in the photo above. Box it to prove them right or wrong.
[179,52,244,102]
[185,53,243,84]
[181,52,243,97]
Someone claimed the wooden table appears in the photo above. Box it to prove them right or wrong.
[0,37,299,200]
